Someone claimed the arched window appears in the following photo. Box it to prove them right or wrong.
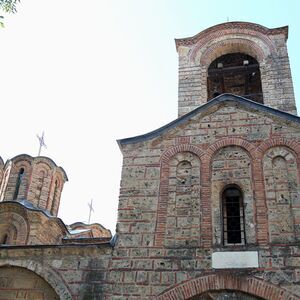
[207,53,263,103]
[37,170,46,206]
[13,168,24,200]
[50,179,59,215]
[1,234,8,245]
[222,186,246,245]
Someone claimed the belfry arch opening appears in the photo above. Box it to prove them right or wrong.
[207,53,263,103]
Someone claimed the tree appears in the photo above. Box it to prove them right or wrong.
[0,0,20,27]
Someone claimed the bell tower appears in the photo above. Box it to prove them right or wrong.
[176,22,296,116]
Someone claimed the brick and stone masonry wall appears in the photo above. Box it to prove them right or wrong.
[112,101,300,299]
[176,22,296,116]
[0,244,112,300]
[0,155,67,217]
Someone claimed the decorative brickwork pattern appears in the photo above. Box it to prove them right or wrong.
[263,147,300,243]
[157,273,300,300]
[0,211,28,245]
[176,22,296,116]
[0,155,68,217]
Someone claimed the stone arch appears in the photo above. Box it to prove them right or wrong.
[257,138,300,157]
[262,146,300,243]
[0,260,73,299]
[206,137,256,161]
[0,211,29,245]
[202,138,269,245]
[0,161,11,201]
[189,26,277,111]
[29,162,51,209]
[157,273,300,300]
[258,138,300,184]
[0,265,59,299]
[6,156,33,201]
[198,138,257,247]
[160,144,205,164]
[190,23,277,65]
[155,145,203,247]
[209,144,255,245]
[198,38,266,66]
[48,175,62,216]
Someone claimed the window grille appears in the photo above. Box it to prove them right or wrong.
[222,186,246,245]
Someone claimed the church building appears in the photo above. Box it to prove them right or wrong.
[0,21,300,299]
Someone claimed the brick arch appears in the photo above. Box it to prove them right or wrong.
[160,144,205,164]
[198,38,266,66]
[257,138,300,183]
[0,211,29,245]
[257,138,300,157]
[157,273,300,300]
[189,23,277,65]
[155,145,203,247]
[200,138,269,247]
[206,137,257,161]
[0,260,73,299]
[47,172,64,216]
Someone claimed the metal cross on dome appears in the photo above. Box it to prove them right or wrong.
[37,131,47,156]
[88,199,94,224]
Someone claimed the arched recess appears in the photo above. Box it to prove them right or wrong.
[9,156,33,201]
[155,145,204,247]
[192,36,273,105]
[207,53,263,103]
[210,145,255,246]
[200,138,266,246]
[0,261,73,299]
[157,273,300,300]
[0,266,59,299]
[28,162,51,209]
[196,38,268,66]
[0,211,29,245]
[263,146,300,243]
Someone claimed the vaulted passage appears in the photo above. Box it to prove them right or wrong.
[207,53,263,103]
[189,290,263,300]
[0,266,59,299]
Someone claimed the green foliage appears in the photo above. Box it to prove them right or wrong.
[0,0,20,27]
[0,0,20,13]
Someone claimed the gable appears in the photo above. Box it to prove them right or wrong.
[118,94,300,151]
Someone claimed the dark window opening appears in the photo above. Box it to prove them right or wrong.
[50,180,59,215]
[222,186,246,245]
[1,234,8,245]
[13,168,24,200]
[207,53,263,104]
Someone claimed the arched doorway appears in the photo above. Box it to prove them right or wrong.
[157,273,300,300]
[0,266,59,299]
[207,53,263,103]
[189,290,263,300]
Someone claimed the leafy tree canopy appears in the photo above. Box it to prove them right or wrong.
[0,0,20,13]
[0,0,20,27]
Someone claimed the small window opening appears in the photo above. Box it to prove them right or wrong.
[222,186,246,245]
[13,168,24,200]
[1,234,8,245]
[50,180,59,215]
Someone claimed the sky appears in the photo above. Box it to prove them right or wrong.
[0,0,299,234]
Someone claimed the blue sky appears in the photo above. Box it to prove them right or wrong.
[0,0,299,232]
